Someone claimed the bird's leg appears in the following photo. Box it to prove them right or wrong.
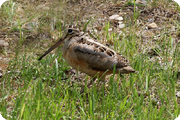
[88,76,97,88]
[80,76,97,93]
[97,75,107,90]
[88,75,106,91]
[80,72,107,93]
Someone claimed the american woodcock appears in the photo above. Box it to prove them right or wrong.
[38,28,136,80]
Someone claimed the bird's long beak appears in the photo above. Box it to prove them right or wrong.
[38,38,64,60]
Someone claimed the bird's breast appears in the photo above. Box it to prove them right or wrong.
[63,43,87,70]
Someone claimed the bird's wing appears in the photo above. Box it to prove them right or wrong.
[72,40,129,71]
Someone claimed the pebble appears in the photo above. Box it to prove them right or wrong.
[0,40,9,47]
[37,4,50,10]
[109,14,123,21]
[136,0,147,5]
[176,91,180,98]
[147,23,158,29]
[118,23,125,28]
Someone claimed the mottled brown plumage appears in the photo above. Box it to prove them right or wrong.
[39,28,136,80]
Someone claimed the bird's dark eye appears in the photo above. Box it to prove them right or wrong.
[68,29,73,34]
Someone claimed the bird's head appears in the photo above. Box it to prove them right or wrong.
[38,28,80,60]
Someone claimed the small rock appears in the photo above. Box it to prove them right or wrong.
[136,0,147,5]
[109,14,123,21]
[37,4,49,10]
[147,23,158,29]
[0,40,5,45]
[118,23,125,28]
[176,91,180,98]
[108,28,112,32]
[0,40,9,47]
[3,42,9,47]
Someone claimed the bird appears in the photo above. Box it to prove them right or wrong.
[38,28,136,87]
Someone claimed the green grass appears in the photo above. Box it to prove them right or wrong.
[0,0,180,119]
[1,52,179,119]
